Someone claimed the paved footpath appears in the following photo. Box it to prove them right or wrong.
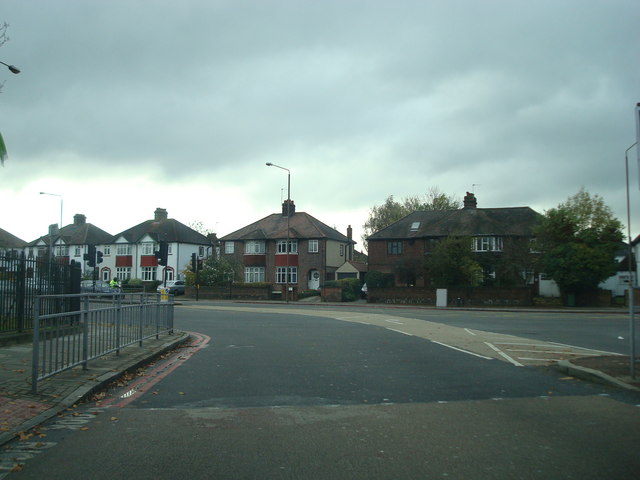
[0,331,190,446]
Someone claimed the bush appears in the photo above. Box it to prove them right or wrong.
[365,270,394,289]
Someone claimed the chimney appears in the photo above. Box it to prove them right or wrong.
[73,214,87,226]
[282,199,295,217]
[463,192,477,209]
[154,208,168,221]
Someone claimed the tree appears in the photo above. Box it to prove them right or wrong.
[424,236,482,288]
[362,187,460,246]
[184,256,241,286]
[534,189,623,297]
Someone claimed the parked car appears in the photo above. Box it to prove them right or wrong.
[157,280,186,296]
[81,280,119,294]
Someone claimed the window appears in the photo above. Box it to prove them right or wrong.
[340,244,345,256]
[276,266,298,284]
[103,245,111,255]
[141,267,156,281]
[245,266,266,283]
[245,241,266,254]
[74,247,82,257]
[55,245,69,256]
[410,222,421,231]
[168,244,173,255]
[116,267,131,280]
[277,239,298,254]
[141,242,155,255]
[117,244,131,255]
[199,246,205,257]
[387,241,403,255]
[308,239,319,253]
[472,237,503,252]
[225,242,235,254]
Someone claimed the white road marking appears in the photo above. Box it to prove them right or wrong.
[431,340,493,360]
[385,319,404,325]
[386,327,413,336]
[484,342,524,367]
[464,328,477,336]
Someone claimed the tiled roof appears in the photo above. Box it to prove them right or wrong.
[28,222,112,246]
[368,206,541,240]
[221,211,352,243]
[0,227,27,248]
[112,218,211,245]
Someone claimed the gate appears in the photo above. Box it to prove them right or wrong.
[0,252,81,334]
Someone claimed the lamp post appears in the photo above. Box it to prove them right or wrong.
[625,142,637,378]
[266,162,291,303]
[0,60,20,74]
[40,192,63,262]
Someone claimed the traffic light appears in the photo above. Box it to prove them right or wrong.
[96,251,104,264]
[191,253,197,272]
[84,244,96,267]
[155,242,169,266]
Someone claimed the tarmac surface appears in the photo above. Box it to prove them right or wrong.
[1,301,639,448]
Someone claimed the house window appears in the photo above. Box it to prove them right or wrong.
[472,237,503,252]
[245,241,266,255]
[55,245,69,256]
[410,222,421,231]
[117,244,131,255]
[141,267,156,281]
[199,246,205,257]
[245,266,266,283]
[74,247,82,257]
[276,266,298,284]
[103,245,111,255]
[116,267,131,280]
[141,242,155,255]
[387,241,403,255]
[277,239,298,254]
[340,244,345,256]
[225,242,235,254]
[308,240,319,253]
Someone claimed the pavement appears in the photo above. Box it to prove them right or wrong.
[0,330,190,447]
[1,301,639,448]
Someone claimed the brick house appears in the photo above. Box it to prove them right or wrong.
[367,192,541,287]
[220,200,356,294]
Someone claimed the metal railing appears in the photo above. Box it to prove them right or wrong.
[32,292,174,393]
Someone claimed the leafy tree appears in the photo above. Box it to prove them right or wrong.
[534,189,623,296]
[362,187,460,245]
[184,256,241,286]
[424,236,482,288]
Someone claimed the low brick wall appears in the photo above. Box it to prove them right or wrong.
[368,287,534,307]
[185,285,271,300]
[321,287,342,302]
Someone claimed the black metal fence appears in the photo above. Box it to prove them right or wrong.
[0,252,81,334]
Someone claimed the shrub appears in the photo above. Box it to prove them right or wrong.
[365,270,394,288]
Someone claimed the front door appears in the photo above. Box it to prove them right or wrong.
[308,269,320,290]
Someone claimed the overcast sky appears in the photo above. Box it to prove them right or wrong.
[1,0,639,250]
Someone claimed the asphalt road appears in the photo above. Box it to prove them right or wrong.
[5,304,640,479]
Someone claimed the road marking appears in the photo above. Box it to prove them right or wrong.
[431,340,493,360]
[386,327,413,336]
[484,342,524,367]
[464,328,477,336]
[385,319,404,325]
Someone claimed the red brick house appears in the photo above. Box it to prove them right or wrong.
[367,192,541,287]
[220,200,356,294]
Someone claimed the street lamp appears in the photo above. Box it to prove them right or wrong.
[625,142,638,379]
[266,162,291,303]
[40,192,63,262]
[0,60,20,74]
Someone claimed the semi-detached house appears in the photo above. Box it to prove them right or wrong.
[220,200,356,294]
